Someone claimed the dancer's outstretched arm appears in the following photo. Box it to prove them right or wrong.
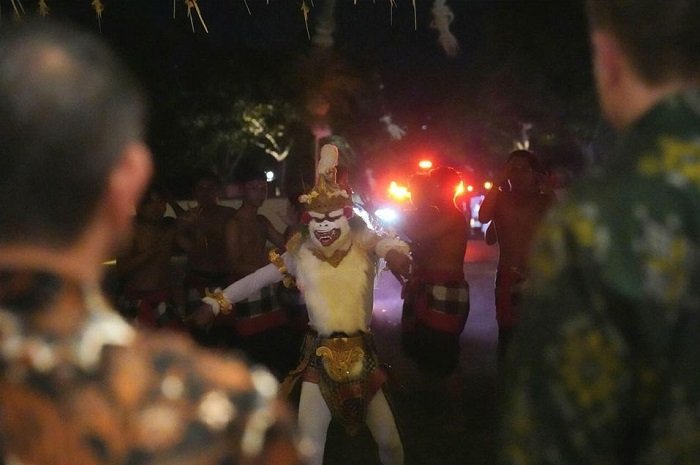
[219,263,283,308]
[190,254,294,327]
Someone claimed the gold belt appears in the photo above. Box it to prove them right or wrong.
[315,334,366,383]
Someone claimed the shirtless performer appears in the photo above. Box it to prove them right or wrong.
[192,144,410,465]
[116,184,185,330]
[399,167,470,426]
[225,168,293,373]
[176,173,236,344]
[401,167,470,377]
[227,169,286,279]
[478,150,554,361]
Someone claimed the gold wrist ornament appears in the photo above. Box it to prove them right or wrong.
[268,249,296,288]
[204,288,233,315]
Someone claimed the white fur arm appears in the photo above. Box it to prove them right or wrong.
[202,263,284,316]
[375,235,410,258]
[224,263,283,302]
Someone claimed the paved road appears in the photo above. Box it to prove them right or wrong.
[324,239,500,465]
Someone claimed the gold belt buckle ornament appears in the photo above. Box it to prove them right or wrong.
[315,336,365,383]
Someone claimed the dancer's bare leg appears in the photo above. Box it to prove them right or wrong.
[366,389,404,465]
[297,382,332,465]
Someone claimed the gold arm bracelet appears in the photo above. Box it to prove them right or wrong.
[204,288,233,315]
[268,249,296,288]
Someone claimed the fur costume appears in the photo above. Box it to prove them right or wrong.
[203,144,408,465]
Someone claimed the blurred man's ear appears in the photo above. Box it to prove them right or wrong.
[106,142,153,234]
[591,30,629,128]
[591,31,624,93]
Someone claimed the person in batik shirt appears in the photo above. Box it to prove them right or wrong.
[498,1,700,464]
[0,21,302,465]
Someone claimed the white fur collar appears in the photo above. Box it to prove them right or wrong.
[294,240,374,336]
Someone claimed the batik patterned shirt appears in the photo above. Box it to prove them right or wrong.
[0,270,295,465]
[498,90,700,465]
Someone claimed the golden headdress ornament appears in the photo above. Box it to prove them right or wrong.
[299,144,352,213]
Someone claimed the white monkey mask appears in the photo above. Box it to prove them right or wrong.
[304,207,353,256]
[298,144,354,260]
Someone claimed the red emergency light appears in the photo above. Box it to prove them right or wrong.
[388,181,411,202]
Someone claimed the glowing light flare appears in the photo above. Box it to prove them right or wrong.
[484,181,494,190]
[454,180,465,197]
[453,180,471,213]
[388,181,411,202]
[418,160,433,170]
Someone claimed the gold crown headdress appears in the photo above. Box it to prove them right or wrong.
[299,144,352,213]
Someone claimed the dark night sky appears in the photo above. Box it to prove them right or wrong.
[5,0,596,187]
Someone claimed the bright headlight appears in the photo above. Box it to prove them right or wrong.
[375,207,399,223]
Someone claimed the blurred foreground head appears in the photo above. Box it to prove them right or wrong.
[586,0,700,128]
[0,20,151,252]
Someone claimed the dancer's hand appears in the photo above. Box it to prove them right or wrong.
[385,249,411,279]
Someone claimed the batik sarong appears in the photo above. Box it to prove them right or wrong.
[401,270,469,377]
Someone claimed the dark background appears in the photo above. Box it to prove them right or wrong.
[1,0,606,196]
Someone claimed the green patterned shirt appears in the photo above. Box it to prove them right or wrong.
[499,90,700,465]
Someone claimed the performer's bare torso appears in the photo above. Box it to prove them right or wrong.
[179,205,234,274]
[227,210,280,280]
[123,220,176,290]
[493,191,551,271]
[405,206,468,276]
